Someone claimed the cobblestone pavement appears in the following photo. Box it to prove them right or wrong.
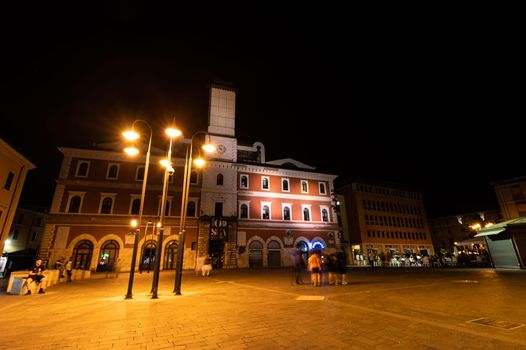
[1,267,525,349]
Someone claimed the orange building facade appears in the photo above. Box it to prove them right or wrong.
[338,180,434,265]
[39,85,340,272]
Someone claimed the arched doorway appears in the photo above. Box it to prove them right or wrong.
[140,240,156,273]
[73,240,93,270]
[97,240,119,272]
[164,241,178,270]
[249,241,263,268]
[267,240,281,267]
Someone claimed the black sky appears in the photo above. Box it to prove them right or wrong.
[1,4,523,217]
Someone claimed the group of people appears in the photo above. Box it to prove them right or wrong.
[292,248,348,286]
[24,257,73,295]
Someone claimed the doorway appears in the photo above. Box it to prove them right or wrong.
[73,240,93,270]
[267,240,281,267]
[209,239,225,269]
[249,241,263,268]
[140,240,156,273]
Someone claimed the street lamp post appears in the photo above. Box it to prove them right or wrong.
[174,132,214,295]
[123,120,152,300]
[151,127,181,299]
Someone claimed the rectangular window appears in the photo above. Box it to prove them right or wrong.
[190,171,198,184]
[318,182,326,195]
[215,202,223,217]
[136,166,145,181]
[4,171,15,190]
[31,232,37,241]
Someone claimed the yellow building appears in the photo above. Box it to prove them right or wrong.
[0,138,36,253]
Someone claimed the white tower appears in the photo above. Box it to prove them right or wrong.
[201,85,239,217]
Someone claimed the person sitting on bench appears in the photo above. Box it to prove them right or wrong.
[25,259,47,295]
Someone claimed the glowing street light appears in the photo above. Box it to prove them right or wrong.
[173,131,214,295]
[151,126,181,299]
[123,120,152,300]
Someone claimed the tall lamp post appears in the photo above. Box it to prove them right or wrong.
[174,132,215,295]
[123,120,152,300]
[151,127,182,299]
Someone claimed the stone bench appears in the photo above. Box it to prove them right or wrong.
[7,269,91,295]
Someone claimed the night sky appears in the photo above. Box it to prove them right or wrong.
[2,4,523,217]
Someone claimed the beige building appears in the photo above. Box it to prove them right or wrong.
[338,180,434,264]
[3,207,47,253]
[492,176,526,220]
[0,138,36,253]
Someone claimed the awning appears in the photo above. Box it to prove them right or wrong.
[474,217,526,237]
[475,227,506,237]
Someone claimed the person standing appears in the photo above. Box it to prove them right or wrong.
[308,251,321,287]
[55,257,65,278]
[291,249,304,285]
[336,249,348,285]
[65,258,73,282]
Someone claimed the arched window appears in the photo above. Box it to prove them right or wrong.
[319,182,326,194]
[303,207,310,221]
[262,177,269,190]
[217,173,224,186]
[296,241,309,253]
[131,198,141,215]
[301,180,308,193]
[249,241,263,249]
[77,162,89,177]
[97,240,119,272]
[107,164,119,179]
[68,196,81,213]
[100,197,113,214]
[268,240,280,249]
[283,207,291,221]
[240,204,248,219]
[190,171,198,184]
[322,208,329,222]
[262,205,270,220]
[187,201,196,217]
[282,179,289,191]
[240,175,248,189]
[73,240,93,270]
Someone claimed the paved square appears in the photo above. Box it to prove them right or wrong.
[1,268,525,349]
